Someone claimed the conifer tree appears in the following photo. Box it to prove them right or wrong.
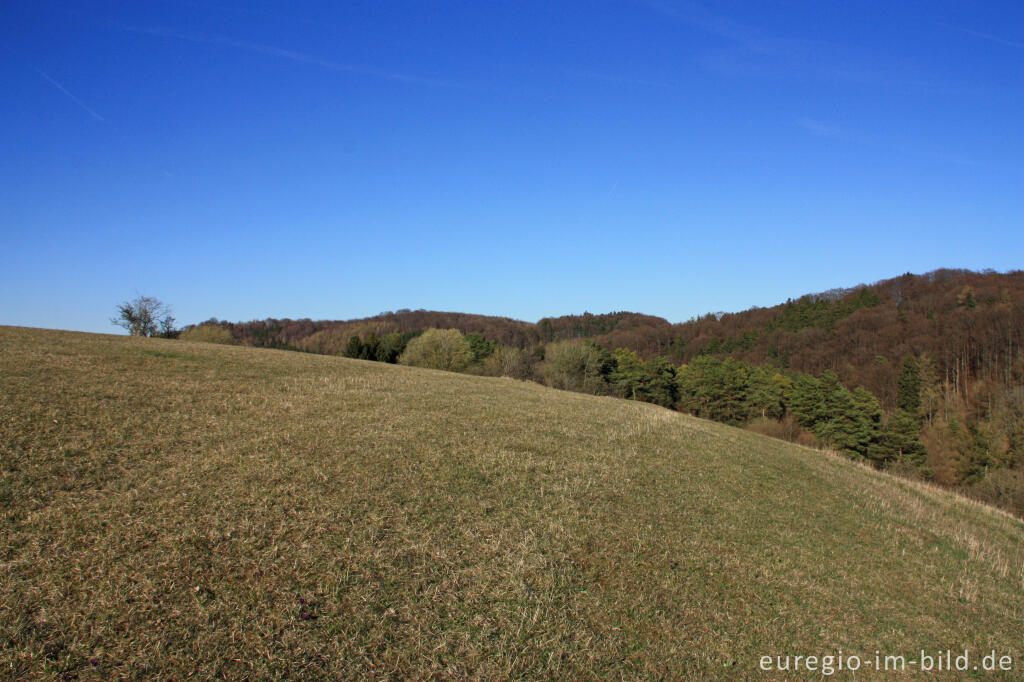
[746,366,786,420]
[362,333,381,361]
[851,387,885,462]
[880,409,927,466]
[643,356,679,408]
[897,356,921,414]
[789,373,825,429]
[344,335,364,359]
[814,374,865,457]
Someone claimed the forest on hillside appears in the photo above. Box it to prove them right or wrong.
[181,269,1024,516]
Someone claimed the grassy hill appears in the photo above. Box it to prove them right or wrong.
[2,326,1023,679]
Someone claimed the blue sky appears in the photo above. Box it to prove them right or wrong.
[2,1,1022,333]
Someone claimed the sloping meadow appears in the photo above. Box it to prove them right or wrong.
[1,326,1022,679]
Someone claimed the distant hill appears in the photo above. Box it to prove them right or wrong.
[213,309,672,354]
[2,326,1022,678]
[658,268,1024,409]
[210,269,1023,411]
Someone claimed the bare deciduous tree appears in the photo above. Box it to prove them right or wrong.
[111,294,176,337]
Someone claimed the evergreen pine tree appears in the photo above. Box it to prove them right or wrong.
[362,333,381,361]
[814,374,864,457]
[789,373,824,429]
[746,366,785,420]
[344,334,364,359]
[644,356,679,408]
[851,387,885,463]
[897,356,921,414]
[880,409,927,466]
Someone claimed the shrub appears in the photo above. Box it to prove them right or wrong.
[111,294,176,337]
[497,347,535,380]
[969,468,1024,517]
[179,324,237,345]
[540,340,608,393]
[465,354,504,377]
[399,329,473,372]
[746,415,809,444]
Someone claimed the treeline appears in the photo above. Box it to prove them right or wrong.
[179,268,1024,515]
[285,325,988,500]
[676,356,926,470]
[201,270,1024,410]
[668,269,1024,410]
[480,338,929,472]
[207,310,670,355]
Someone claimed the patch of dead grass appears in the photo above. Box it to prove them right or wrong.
[1,326,1022,679]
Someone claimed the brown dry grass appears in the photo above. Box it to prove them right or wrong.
[1,326,1022,679]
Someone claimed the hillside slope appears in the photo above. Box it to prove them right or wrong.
[1,327,1022,679]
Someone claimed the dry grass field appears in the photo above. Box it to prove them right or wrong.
[2,326,1023,679]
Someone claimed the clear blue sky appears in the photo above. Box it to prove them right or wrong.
[2,1,1022,333]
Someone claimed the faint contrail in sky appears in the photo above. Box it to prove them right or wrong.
[944,24,1024,49]
[796,118,843,137]
[123,25,450,87]
[34,67,105,122]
